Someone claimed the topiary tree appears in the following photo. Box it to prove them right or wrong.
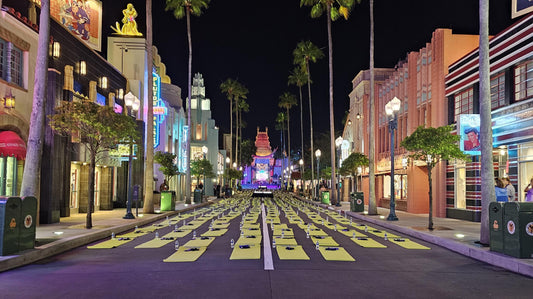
[401,125,468,230]
[191,158,216,187]
[340,152,369,192]
[154,151,180,187]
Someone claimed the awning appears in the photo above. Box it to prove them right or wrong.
[0,131,26,160]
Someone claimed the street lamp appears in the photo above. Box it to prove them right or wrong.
[299,159,304,192]
[385,96,401,221]
[335,136,343,207]
[123,92,140,220]
[315,149,321,201]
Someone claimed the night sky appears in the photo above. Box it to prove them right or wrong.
[98,0,516,151]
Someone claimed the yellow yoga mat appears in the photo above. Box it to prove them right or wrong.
[236,235,262,246]
[311,236,339,247]
[324,224,347,231]
[338,229,367,238]
[288,218,303,224]
[266,217,281,224]
[87,237,135,249]
[164,230,191,238]
[389,238,430,250]
[367,229,399,239]
[276,245,310,260]
[351,237,387,248]
[212,223,230,229]
[201,228,228,237]
[318,247,355,261]
[163,246,207,262]
[242,223,260,229]
[135,237,176,248]
[241,228,262,236]
[230,244,261,260]
[116,230,150,238]
[297,223,317,230]
[309,229,329,237]
[273,228,294,237]
[273,236,298,246]
[272,223,288,229]
[180,223,203,230]
[184,237,215,247]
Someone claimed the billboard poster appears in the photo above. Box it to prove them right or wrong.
[512,0,533,18]
[39,0,104,51]
[459,114,481,156]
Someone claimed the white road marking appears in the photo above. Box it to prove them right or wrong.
[261,203,274,270]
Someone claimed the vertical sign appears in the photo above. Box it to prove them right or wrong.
[459,114,481,156]
[153,72,160,148]
[179,126,189,173]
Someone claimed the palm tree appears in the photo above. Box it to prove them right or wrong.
[279,92,298,188]
[276,112,287,188]
[368,0,377,215]
[293,40,324,198]
[144,0,155,213]
[300,0,356,205]
[288,67,308,164]
[238,99,250,165]
[220,78,249,165]
[165,0,210,202]
[21,0,50,197]
[478,0,493,245]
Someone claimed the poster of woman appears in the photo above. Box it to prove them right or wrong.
[459,114,481,155]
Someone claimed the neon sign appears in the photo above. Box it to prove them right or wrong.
[152,72,168,148]
[179,125,189,173]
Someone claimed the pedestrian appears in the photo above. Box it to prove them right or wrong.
[495,178,508,202]
[159,179,169,192]
[523,177,533,202]
[501,177,516,201]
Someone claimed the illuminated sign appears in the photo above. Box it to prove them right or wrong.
[152,72,168,148]
[179,126,189,173]
[459,114,481,156]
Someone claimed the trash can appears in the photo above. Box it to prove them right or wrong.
[321,191,330,205]
[160,191,175,211]
[225,188,232,198]
[350,192,365,212]
[489,202,504,253]
[0,197,22,256]
[194,189,202,203]
[19,196,37,251]
[503,202,533,258]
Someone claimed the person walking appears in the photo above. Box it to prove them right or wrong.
[495,178,508,202]
[523,177,533,202]
[501,177,516,201]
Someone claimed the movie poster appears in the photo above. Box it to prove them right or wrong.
[512,0,533,18]
[459,114,481,156]
[41,0,103,51]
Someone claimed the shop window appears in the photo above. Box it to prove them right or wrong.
[383,174,407,200]
[0,156,18,196]
[454,88,474,123]
[518,142,533,201]
[515,60,533,102]
[0,38,24,87]
[455,160,466,209]
[491,72,506,109]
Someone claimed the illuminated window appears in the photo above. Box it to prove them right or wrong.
[52,41,60,58]
[514,60,533,102]
[196,124,202,140]
[100,77,108,89]
[491,72,506,109]
[78,61,87,75]
[454,88,473,123]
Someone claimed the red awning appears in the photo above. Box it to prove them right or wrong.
[0,131,26,160]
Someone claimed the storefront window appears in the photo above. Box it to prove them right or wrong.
[455,160,466,209]
[0,156,17,196]
[518,142,533,201]
[515,60,533,102]
[383,174,407,200]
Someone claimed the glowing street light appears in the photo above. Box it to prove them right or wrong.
[385,96,401,221]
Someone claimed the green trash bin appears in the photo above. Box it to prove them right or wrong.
[503,202,533,258]
[160,191,175,211]
[321,191,330,205]
[194,189,202,203]
[350,192,365,212]
[0,197,22,256]
[489,202,504,253]
[19,196,37,251]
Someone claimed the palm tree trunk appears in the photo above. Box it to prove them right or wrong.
[479,0,493,245]
[368,0,377,215]
[143,0,155,213]
[299,85,304,163]
[184,9,193,203]
[307,61,315,198]
[287,108,291,190]
[229,97,232,165]
[20,0,49,197]
[234,99,239,165]
[326,4,337,205]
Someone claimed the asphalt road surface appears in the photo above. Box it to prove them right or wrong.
[0,192,531,299]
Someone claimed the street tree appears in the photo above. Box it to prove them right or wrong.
[340,152,369,192]
[288,66,309,162]
[154,151,180,185]
[190,158,216,186]
[400,125,468,230]
[220,78,249,165]
[300,0,359,206]
[49,100,138,229]
[165,0,211,203]
[478,0,493,245]
[224,168,243,189]
[20,0,50,197]
[240,139,257,167]
[278,91,298,187]
[293,40,324,193]
[144,0,155,213]
[275,112,287,188]
[237,97,250,166]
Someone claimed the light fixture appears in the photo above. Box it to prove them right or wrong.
[2,90,15,109]
[118,89,124,100]
[356,113,361,119]
[52,42,60,58]
[125,92,134,107]
[347,119,352,125]
[78,61,86,75]
[100,77,108,89]
[132,98,140,113]
[226,157,230,164]
[233,162,237,168]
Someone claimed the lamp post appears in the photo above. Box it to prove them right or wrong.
[299,159,304,192]
[335,136,343,207]
[385,96,401,221]
[123,93,139,219]
[315,149,321,201]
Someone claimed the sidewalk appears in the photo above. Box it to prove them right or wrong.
[0,200,213,272]
[1,196,533,278]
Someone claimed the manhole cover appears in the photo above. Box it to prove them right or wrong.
[411,226,453,231]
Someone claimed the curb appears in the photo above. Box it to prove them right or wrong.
[0,201,212,273]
